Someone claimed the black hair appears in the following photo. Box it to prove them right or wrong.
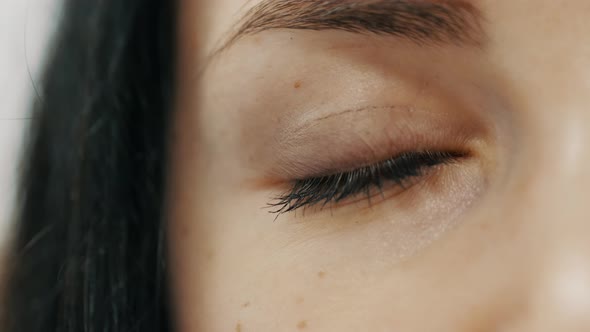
[1,0,176,331]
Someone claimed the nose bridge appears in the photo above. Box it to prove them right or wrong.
[517,96,590,234]
[503,88,590,330]
[471,2,590,329]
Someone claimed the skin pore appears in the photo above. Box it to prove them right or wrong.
[170,0,590,331]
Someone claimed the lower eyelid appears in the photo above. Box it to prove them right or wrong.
[327,163,445,210]
[338,161,478,217]
[270,155,461,216]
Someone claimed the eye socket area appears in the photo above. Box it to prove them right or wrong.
[258,102,493,222]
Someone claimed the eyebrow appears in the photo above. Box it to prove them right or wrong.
[216,0,485,55]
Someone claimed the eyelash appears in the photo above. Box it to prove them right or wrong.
[269,151,464,215]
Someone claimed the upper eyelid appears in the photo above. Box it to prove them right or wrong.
[283,105,418,140]
[280,105,457,151]
[266,107,476,179]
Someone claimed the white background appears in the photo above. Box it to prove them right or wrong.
[0,0,59,241]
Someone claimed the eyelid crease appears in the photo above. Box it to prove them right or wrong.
[287,105,407,138]
[280,104,462,146]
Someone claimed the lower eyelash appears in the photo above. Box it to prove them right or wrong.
[268,151,464,216]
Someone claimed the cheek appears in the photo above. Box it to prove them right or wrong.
[168,156,486,332]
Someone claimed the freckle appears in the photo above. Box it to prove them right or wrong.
[318,271,326,279]
[236,322,242,332]
[294,81,302,89]
[205,250,215,261]
[295,296,304,304]
[242,301,250,308]
[297,320,308,329]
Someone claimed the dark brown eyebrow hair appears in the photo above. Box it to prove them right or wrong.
[217,0,485,55]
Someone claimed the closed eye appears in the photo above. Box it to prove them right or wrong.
[269,150,466,216]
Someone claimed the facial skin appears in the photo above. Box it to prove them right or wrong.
[169,1,590,331]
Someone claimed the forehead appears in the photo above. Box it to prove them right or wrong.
[186,0,261,58]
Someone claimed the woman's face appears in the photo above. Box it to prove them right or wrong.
[170,1,590,330]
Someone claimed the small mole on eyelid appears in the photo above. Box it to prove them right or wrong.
[297,320,308,330]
